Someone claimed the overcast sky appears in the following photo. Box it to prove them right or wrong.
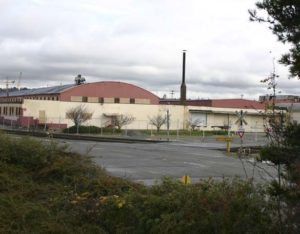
[0,0,299,99]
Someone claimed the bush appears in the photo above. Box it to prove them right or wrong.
[63,125,122,134]
[0,133,296,233]
[0,133,137,233]
[96,178,277,234]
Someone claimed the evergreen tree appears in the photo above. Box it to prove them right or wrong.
[249,0,300,78]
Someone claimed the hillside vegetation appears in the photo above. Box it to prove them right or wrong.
[0,133,296,233]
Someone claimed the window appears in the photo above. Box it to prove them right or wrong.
[99,97,104,103]
[9,107,14,115]
[130,98,135,104]
[114,98,120,103]
[82,96,88,102]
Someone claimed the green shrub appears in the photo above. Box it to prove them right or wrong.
[63,125,122,134]
[96,178,277,234]
[0,133,136,233]
[0,133,296,233]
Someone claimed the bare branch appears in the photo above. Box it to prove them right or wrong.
[148,114,167,132]
[66,105,93,133]
[187,118,203,131]
[112,114,135,130]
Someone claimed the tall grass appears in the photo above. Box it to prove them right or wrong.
[0,133,293,233]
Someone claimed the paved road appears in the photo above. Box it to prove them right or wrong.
[61,139,276,185]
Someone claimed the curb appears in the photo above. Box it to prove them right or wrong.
[2,129,166,144]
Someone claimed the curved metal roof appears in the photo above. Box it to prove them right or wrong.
[0,84,75,97]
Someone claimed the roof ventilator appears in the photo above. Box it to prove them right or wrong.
[74,74,86,85]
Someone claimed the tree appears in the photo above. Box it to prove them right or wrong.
[256,71,300,232]
[111,114,135,130]
[148,114,167,132]
[187,118,202,131]
[249,1,300,78]
[66,105,93,134]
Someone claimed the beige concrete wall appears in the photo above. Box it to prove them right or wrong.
[88,97,99,103]
[20,100,266,131]
[120,98,130,104]
[135,99,150,104]
[104,98,114,103]
[22,100,185,130]
[70,96,83,102]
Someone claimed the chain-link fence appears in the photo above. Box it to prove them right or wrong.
[0,115,266,141]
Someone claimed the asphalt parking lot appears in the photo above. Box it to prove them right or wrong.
[63,137,275,185]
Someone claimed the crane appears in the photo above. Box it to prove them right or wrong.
[16,72,22,90]
[0,77,15,97]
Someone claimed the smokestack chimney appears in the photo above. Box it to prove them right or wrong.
[180,50,187,105]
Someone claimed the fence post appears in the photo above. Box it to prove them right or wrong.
[176,119,179,140]
[100,118,103,136]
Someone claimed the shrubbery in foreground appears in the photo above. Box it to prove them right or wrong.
[0,133,297,233]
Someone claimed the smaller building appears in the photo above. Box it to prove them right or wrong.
[160,98,264,109]
[259,94,300,103]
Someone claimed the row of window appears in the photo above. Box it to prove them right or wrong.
[0,95,59,103]
[0,106,22,116]
[104,98,136,104]
[80,97,136,104]
[0,97,23,103]
[24,96,59,101]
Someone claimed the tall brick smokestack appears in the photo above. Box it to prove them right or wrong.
[180,50,187,105]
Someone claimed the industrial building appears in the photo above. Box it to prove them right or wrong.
[0,74,267,132]
[1,51,291,132]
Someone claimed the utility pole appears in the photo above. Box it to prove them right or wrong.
[1,77,15,97]
[17,72,22,90]
[166,109,170,141]
[170,90,174,99]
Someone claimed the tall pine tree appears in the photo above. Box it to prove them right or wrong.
[249,0,300,78]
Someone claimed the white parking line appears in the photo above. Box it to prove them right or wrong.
[183,162,208,168]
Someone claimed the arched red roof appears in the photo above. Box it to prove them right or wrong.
[59,81,159,104]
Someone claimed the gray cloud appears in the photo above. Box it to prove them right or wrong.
[0,0,298,99]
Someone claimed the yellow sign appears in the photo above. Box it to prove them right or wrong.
[216,136,233,142]
[216,137,232,153]
[181,175,191,185]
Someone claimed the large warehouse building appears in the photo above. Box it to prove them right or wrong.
[0,74,267,132]
[2,52,292,132]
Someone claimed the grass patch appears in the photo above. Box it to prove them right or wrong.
[62,125,229,137]
[0,133,294,233]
